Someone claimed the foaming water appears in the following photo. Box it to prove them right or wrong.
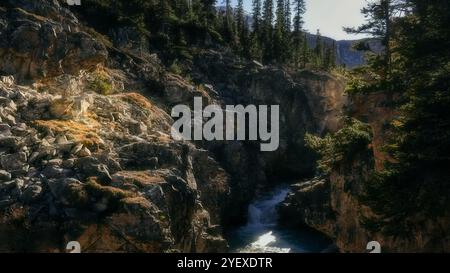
[228,185,332,253]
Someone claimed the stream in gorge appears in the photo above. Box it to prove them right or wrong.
[227,185,334,253]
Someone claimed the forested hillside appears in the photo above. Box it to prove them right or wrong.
[69,0,342,70]
[286,0,450,251]
[0,0,448,253]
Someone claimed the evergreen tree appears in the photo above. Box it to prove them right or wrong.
[236,0,245,36]
[301,32,309,68]
[221,0,236,45]
[362,0,450,236]
[251,0,263,60]
[284,0,292,32]
[344,0,401,75]
[274,0,287,63]
[314,29,323,68]
[158,0,173,34]
[252,0,262,34]
[262,0,274,30]
[292,0,305,33]
[323,45,333,70]
[195,0,218,27]
[261,0,274,63]
[323,41,336,70]
[292,0,306,67]
[224,0,232,22]
[236,0,251,57]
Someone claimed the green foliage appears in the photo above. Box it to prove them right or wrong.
[168,60,183,75]
[71,0,221,64]
[71,0,341,69]
[305,118,373,174]
[345,0,450,236]
[89,72,114,95]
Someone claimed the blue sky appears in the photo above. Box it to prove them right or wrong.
[224,0,370,40]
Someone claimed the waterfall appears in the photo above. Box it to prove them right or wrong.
[229,185,333,253]
[246,187,290,227]
[247,204,263,226]
[235,186,291,253]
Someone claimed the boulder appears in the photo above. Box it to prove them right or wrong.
[42,165,71,179]
[0,136,20,150]
[21,184,43,203]
[74,157,112,182]
[0,152,27,172]
[0,170,12,181]
[47,178,88,207]
[164,73,198,105]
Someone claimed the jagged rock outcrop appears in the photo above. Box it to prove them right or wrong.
[0,73,229,252]
[0,0,353,253]
[0,0,229,253]
[0,0,108,82]
[280,93,450,252]
[188,50,347,224]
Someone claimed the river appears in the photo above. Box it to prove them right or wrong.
[227,185,334,253]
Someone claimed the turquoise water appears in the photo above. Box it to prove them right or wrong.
[227,185,334,253]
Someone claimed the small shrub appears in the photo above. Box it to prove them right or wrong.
[305,118,373,174]
[168,61,183,75]
[89,71,114,95]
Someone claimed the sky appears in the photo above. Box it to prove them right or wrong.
[226,0,370,41]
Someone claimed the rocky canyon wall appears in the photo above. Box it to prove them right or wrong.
[0,0,349,252]
[280,93,450,252]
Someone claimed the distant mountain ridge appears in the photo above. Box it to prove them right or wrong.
[304,33,383,68]
[216,5,380,68]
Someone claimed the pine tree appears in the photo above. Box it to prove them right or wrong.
[251,0,263,60]
[224,0,232,22]
[292,0,306,67]
[292,0,305,33]
[236,0,245,36]
[261,0,274,63]
[323,41,336,70]
[344,0,398,75]
[274,0,287,63]
[196,0,218,27]
[300,32,309,68]
[236,0,250,57]
[158,0,173,34]
[275,0,285,35]
[314,29,323,68]
[361,0,450,236]
[221,0,236,45]
[331,40,337,68]
[262,0,274,30]
[284,0,291,32]
[323,45,333,70]
[252,0,262,34]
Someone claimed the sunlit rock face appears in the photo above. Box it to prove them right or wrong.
[0,0,350,253]
[0,0,229,253]
[0,0,108,82]
[0,72,231,252]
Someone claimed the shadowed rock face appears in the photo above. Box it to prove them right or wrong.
[279,93,450,253]
[0,0,349,253]
[186,50,347,225]
[0,0,107,82]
